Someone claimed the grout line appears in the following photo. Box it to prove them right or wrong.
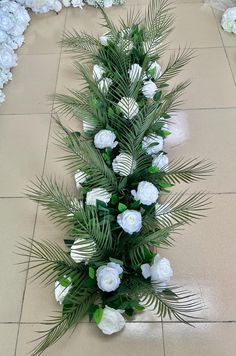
[211,8,236,88]
[161,317,166,356]
[13,10,68,356]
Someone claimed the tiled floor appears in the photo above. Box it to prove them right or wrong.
[0,1,236,355]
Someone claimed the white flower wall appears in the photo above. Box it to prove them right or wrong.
[0,0,125,105]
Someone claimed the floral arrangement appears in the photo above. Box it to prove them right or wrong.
[205,0,236,35]
[18,1,213,355]
[0,0,30,103]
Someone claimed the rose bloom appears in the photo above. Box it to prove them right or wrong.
[131,181,159,205]
[86,188,111,206]
[117,97,139,120]
[97,306,125,335]
[117,209,142,234]
[94,129,118,149]
[142,134,164,155]
[96,263,123,292]
[112,153,136,176]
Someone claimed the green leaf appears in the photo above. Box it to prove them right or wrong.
[58,276,71,288]
[161,129,171,138]
[153,91,162,101]
[134,304,145,311]
[129,200,140,209]
[162,289,178,297]
[102,152,109,161]
[89,267,95,279]
[148,166,160,174]
[109,257,124,265]
[125,308,135,317]
[64,239,74,248]
[118,177,128,190]
[94,308,104,324]
[158,180,174,188]
[111,195,119,205]
[118,203,127,212]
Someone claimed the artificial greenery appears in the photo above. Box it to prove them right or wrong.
[18,1,213,355]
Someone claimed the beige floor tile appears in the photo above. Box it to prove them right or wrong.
[165,109,236,193]
[16,322,164,356]
[0,324,18,355]
[161,195,236,321]
[0,198,36,322]
[163,322,236,356]
[168,4,222,49]
[161,48,236,109]
[55,54,83,95]
[0,54,60,115]
[0,115,50,197]
[225,47,236,83]
[18,9,67,55]
[213,9,236,47]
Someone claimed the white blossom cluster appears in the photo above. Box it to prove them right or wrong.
[0,1,30,103]
[221,7,236,34]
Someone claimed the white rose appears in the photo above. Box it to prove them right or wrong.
[112,153,136,176]
[0,44,17,69]
[100,32,112,46]
[128,63,142,82]
[94,129,118,149]
[53,0,62,12]
[71,0,84,8]
[97,306,125,335]
[86,188,111,206]
[55,277,72,304]
[74,169,87,189]
[93,64,105,81]
[62,0,71,6]
[221,8,236,33]
[103,0,113,7]
[98,77,112,94]
[0,91,5,103]
[96,266,121,292]
[0,13,15,33]
[131,181,159,206]
[142,80,158,99]
[107,262,123,275]
[152,153,169,170]
[117,209,142,234]
[83,121,95,132]
[151,254,173,287]
[70,238,96,263]
[141,263,151,279]
[148,62,162,80]
[142,134,164,155]
[117,97,139,120]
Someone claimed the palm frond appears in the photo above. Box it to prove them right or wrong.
[61,31,100,60]
[155,191,211,227]
[165,158,214,184]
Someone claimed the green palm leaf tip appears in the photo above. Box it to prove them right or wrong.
[19,1,214,354]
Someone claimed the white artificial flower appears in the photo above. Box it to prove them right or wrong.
[107,262,123,275]
[83,121,95,132]
[96,265,122,292]
[148,62,162,80]
[74,169,87,189]
[55,278,72,304]
[142,134,164,155]
[71,0,84,8]
[0,91,5,103]
[0,44,17,69]
[62,0,71,6]
[0,29,8,43]
[70,238,96,263]
[150,254,173,288]
[128,63,142,82]
[221,7,236,34]
[98,77,112,94]
[103,0,113,7]
[117,97,139,119]
[94,129,118,149]
[53,0,63,12]
[0,68,12,89]
[152,153,169,170]
[97,306,125,335]
[112,153,136,176]
[100,32,112,46]
[141,263,151,279]
[0,13,15,33]
[86,188,111,206]
[93,64,105,81]
[142,80,158,99]
[131,181,159,206]
[117,209,142,234]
